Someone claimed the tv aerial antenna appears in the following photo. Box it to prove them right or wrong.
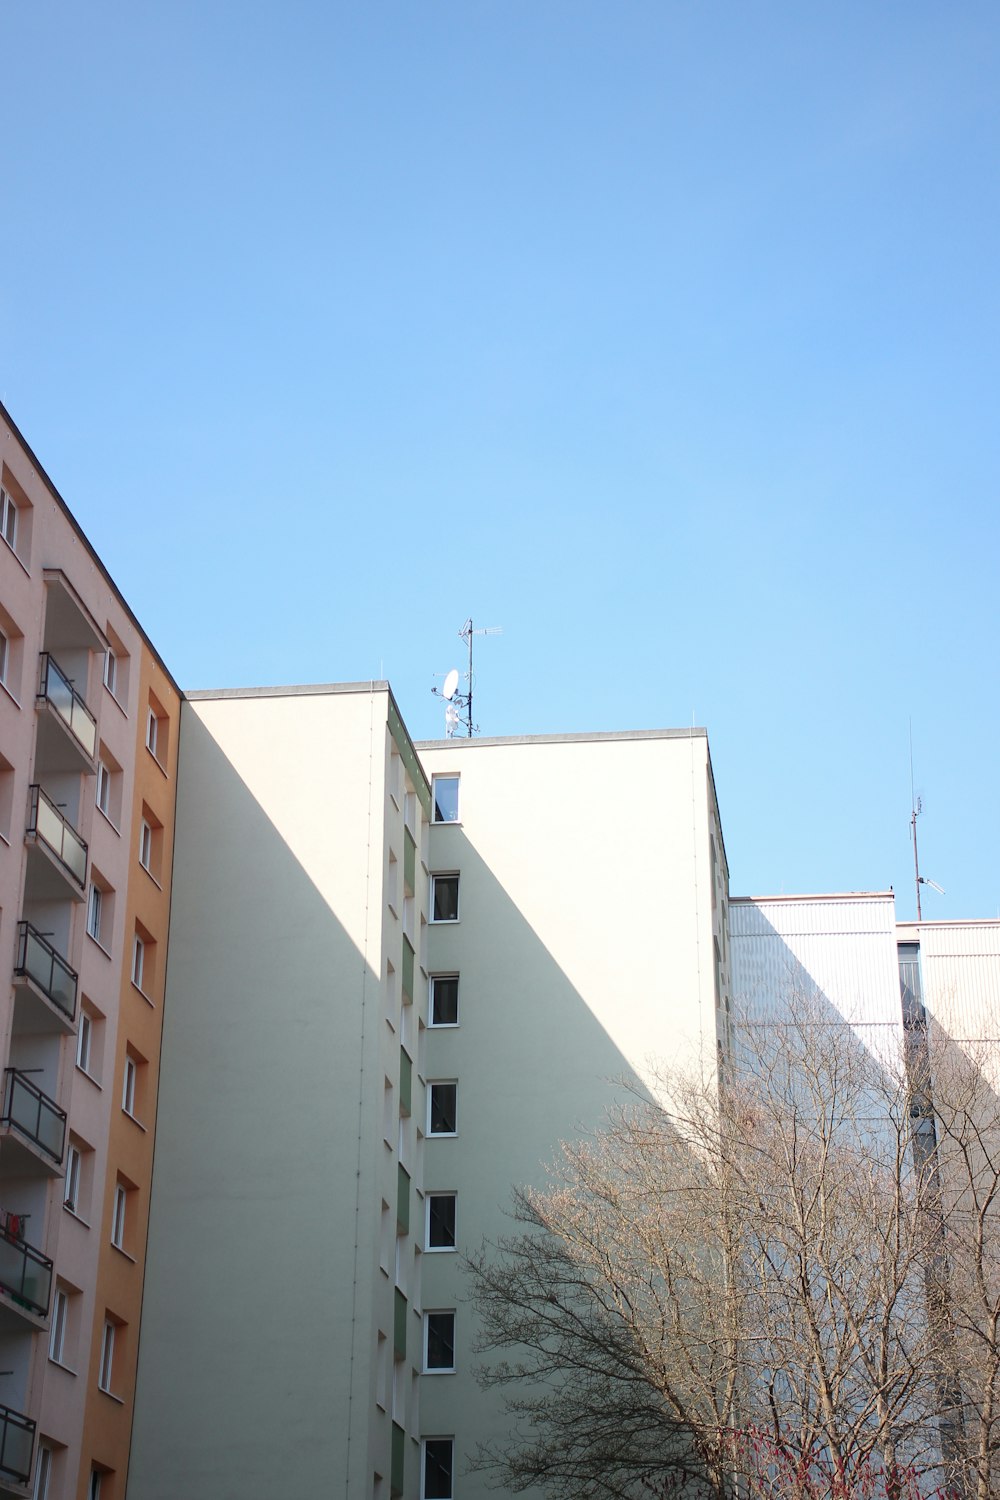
[909,724,945,921]
[432,617,502,737]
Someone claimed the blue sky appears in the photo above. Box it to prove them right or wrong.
[3,1,998,916]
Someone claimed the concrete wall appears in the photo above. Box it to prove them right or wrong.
[127,685,429,1500]
[416,729,724,1497]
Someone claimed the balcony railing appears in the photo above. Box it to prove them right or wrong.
[0,1403,34,1488]
[0,1222,52,1320]
[26,786,87,889]
[1,1072,66,1168]
[37,654,97,760]
[13,923,78,1023]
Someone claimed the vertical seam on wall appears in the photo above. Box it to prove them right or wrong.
[345,685,377,1492]
[690,728,704,1072]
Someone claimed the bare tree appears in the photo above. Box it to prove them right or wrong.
[469,1013,968,1500]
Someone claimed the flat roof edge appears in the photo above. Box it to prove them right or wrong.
[185,681,391,701]
[731,891,897,904]
[415,727,709,749]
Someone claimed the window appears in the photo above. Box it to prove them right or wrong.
[432,775,460,824]
[86,884,102,942]
[139,819,152,871]
[49,1290,68,1363]
[429,1082,457,1137]
[64,1146,81,1213]
[422,1438,454,1500]
[96,761,111,816]
[430,874,459,923]
[102,624,129,705]
[0,487,17,552]
[145,692,169,765]
[77,1012,92,1073]
[98,1321,115,1393]
[122,1055,137,1116]
[138,804,163,880]
[131,935,144,989]
[430,976,459,1027]
[424,1311,456,1373]
[111,1184,126,1248]
[0,629,7,687]
[426,1194,456,1251]
[103,650,117,697]
[88,1472,102,1500]
[33,1445,52,1500]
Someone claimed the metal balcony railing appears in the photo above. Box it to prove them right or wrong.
[26,785,87,888]
[0,1403,34,1487]
[13,923,78,1023]
[1,1071,66,1167]
[37,653,97,759]
[0,1222,52,1319]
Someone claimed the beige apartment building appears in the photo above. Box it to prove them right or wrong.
[0,407,179,1500]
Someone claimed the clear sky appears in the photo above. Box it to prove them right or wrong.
[3,1,998,918]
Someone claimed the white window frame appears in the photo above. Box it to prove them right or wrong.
[425,1193,457,1253]
[431,775,460,825]
[139,819,152,871]
[145,708,158,758]
[64,1146,81,1213]
[429,974,459,1029]
[86,884,103,943]
[33,1444,52,1500]
[122,1056,137,1117]
[423,1310,456,1374]
[103,649,117,697]
[0,628,8,688]
[430,873,460,925]
[89,1471,102,1500]
[132,934,145,990]
[111,1184,126,1249]
[0,488,17,553]
[49,1289,68,1364]
[428,1081,458,1138]
[421,1437,454,1500]
[98,1321,115,1393]
[77,1012,92,1074]
[96,760,111,817]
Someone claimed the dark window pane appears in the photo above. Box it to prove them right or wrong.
[428,1196,456,1249]
[433,877,459,922]
[431,977,458,1026]
[426,1312,455,1370]
[430,1083,457,1135]
[433,777,460,823]
[424,1440,453,1499]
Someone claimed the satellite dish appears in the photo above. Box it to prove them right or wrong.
[442,668,460,701]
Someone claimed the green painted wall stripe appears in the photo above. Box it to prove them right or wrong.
[391,1420,405,1495]
[399,1047,412,1117]
[404,828,416,895]
[387,698,432,818]
[396,1161,410,1236]
[401,937,415,1002]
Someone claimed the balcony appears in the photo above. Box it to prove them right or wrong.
[24,786,87,900]
[0,1220,52,1330]
[35,654,97,772]
[0,1072,66,1177]
[0,1404,34,1491]
[12,924,78,1034]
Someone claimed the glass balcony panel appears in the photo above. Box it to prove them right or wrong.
[0,1405,35,1486]
[2,1071,66,1165]
[38,654,97,759]
[28,787,87,888]
[14,923,78,1022]
[0,1226,51,1317]
[401,939,415,1003]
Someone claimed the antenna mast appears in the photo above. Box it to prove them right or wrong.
[909,724,945,920]
[431,617,502,737]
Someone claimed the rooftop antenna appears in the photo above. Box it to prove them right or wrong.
[909,722,945,920]
[431,617,502,737]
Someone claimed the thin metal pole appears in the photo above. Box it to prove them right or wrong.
[912,807,922,921]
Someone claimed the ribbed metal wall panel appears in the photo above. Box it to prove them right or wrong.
[915,923,1000,1041]
[730,896,902,1029]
